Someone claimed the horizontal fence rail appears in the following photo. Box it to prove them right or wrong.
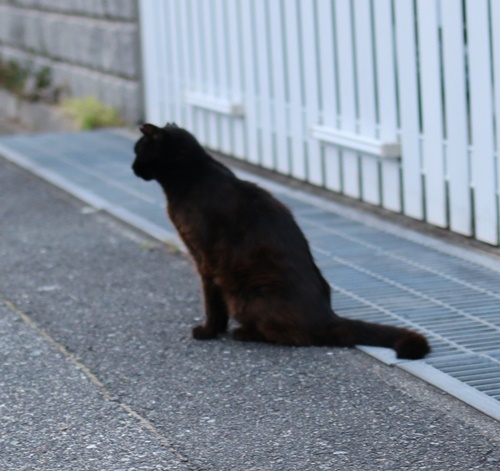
[139,0,500,246]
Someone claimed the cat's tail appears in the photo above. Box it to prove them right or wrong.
[324,317,430,360]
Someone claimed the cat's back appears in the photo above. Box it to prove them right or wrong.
[227,179,313,260]
[173,158,306,252]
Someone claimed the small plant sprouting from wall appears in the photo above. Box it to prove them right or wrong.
[0,58,29,95]
[34,66,52,91]
[61,97,124,130]
[0,56,57,102]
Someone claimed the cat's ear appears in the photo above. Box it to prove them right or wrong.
[140,123,160,137]
[164,122,179,128]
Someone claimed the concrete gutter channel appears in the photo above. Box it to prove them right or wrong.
[1,127,500,469]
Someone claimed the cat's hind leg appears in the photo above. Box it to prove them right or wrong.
[232,324,268,342]
[232,297,313,346]
[232,321,311,346]
[192,278,229,340]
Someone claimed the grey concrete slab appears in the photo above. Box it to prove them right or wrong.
[1,155,500,470]
[0,301,191,471]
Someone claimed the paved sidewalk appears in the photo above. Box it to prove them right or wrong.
[1,139,500,469]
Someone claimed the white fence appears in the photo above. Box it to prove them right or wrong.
[139,0,500,246]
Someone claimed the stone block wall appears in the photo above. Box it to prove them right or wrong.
[0,0,142,124]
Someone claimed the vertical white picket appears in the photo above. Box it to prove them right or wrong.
[165,0,182,125]
[254,0,274,169]
[143,0,166,125]
[394,0,423,220]
[171,0,187,127]
[317,0,341,192]
[299,0,322,186]
[156,0,171,125]
[283,0,306,180]
[466,0,498,244]
[226,0,246,159]
[138,0,162,125]
[213,0,232,155]
[240,0,259,164]
[179,0,194,133]
[189,0,207,142]
[441,0,472,236]
[334,0,360,198]
[417,0,447,227]
[268,0,289,175]
[373,0,401,212]
[201,0,220,150]
[491,0,500,243]
[353,0,380,205]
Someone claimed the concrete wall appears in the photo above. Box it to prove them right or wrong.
[0,0,142,124]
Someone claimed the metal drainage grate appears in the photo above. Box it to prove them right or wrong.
[0,129,499,421]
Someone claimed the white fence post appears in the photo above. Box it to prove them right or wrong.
[373,0,401,213]
[317,0,341,193]
[441,0,472,237]
[417,0,446,228]
[466,0,498,245]
[283,0,307,180]
[492,1,500,246]
[353,0,380,205]
[394,0,424,221]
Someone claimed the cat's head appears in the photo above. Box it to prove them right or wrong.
[132,122,195,181]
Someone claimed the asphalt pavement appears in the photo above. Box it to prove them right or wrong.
[1,148,500,470]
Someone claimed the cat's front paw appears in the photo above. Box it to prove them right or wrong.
[192,325,218,340]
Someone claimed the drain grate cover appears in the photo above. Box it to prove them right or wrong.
[1,129,499,421]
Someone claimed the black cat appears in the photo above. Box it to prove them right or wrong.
[132,123,430,359]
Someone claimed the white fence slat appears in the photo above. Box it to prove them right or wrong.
[466,0,498,244]
[214,0,232,155]
[300,0,323,186]
[373,0,401,212]
[283,0,306,180]
[172,0,185,127]
[201,0,220,150]
[268,0,289,175]
[353,0,380,205]
[441,0,472,236]
[179,0,194,132]
[226,0,245,159]
[317,0,341,192]
[417,0,447,227]
[491,0,500,242]
[146,0,167,125]
[138,0,162,125]
[335,0,360,198]
[159,0,173,124]
[157,0,171,125]
[189,0,207,142]
[166,0,182,125]
[394,0,423,220]
[240,0,259,164]
[254,0,274,169]
[191,0,208,141]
